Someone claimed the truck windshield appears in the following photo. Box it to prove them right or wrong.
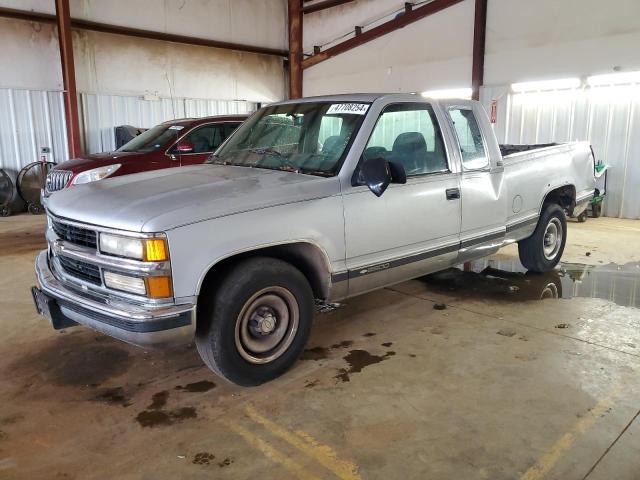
[117,124,181,153]
[209,102,370,176]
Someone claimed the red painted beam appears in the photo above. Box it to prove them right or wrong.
[302,0,465,69]
[55,0,81,158]
[471,0,487,100]
[288,0,303,98]
[302,0,355,14]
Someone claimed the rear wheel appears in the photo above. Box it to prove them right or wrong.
[195,257,314,386]
[518,204,567,273]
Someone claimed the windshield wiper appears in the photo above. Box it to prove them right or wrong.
[209,157,253,168]
[302,169,332,177]
[248,147,284,157]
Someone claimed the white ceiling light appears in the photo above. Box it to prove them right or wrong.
[421,88,472,99]
[511,78,581,93]
[587,71,640,86]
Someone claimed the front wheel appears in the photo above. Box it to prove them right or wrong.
[518,204,567,272]
[195,257,314,386]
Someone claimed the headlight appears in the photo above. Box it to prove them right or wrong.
[103,271,173,298]
[72,164,121,185]
[100,233,169,262]
[103,271,146,295]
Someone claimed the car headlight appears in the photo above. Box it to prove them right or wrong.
[100,233,169,262]
[72,164,121,185]
[103,271,172,298]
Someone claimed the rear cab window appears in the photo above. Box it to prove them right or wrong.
[447,108,488,170]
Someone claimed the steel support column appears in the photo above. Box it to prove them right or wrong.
[55,0,81,158]
[471,0,487,101]
[288,0,303,99]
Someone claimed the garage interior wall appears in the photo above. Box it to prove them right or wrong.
[303,0,640,219]
[0,0,287,172]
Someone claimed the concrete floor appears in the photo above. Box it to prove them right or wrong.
[1,215,640,480]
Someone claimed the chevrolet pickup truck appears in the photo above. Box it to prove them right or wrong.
[32,94,595,386]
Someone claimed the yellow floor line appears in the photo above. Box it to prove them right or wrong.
[520,385,623,480]
[245,404,362,480]
[221,418,322,480]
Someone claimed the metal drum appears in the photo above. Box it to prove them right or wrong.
[0,168,14,217]
[17,161,55,214]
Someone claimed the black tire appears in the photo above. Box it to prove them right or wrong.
[591,203,602,218]
[0,206,10,217]
[518,204,567,273]
[577,211,587,223]
[195,257,314,386]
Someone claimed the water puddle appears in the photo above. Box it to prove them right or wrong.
[422,260,640,308]
[335,349,396,382]
[135,390,197,428]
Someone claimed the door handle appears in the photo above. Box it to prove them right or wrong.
[446,188,460,200]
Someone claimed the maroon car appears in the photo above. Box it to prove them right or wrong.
[45,115,247,194]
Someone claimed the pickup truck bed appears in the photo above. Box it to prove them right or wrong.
[499,143,559,157]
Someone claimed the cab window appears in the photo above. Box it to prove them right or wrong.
[362,103,448,176]
[447,108,488,170]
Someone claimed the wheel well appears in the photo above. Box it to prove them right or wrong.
[542,185,576,214]
[198,243,331,304]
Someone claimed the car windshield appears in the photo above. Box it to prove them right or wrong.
[208,102,370,176]
[117,124,183,153]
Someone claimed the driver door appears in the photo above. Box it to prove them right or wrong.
[342,102,462,296]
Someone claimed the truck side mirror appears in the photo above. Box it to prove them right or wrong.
[359,157,406,197]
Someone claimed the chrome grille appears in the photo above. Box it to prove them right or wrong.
[57,255,102,285]
[46,170,73,192]
[52,220,98,249]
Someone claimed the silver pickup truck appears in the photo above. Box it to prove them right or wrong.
[32,94,595,385]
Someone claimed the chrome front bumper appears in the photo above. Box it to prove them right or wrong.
[34,250,196,347]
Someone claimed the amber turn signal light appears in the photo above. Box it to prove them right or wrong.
[145,276,172,298]
[144,239,168,262]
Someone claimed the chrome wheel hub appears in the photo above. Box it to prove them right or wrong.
[249,307,277,336]
[542,218,563,260]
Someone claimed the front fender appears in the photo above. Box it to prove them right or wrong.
[166,196,346,301]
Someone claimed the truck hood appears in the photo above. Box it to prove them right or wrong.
[56,151,146,173]
[47,165,340,232]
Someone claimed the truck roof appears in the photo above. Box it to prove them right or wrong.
[272,93,475,106]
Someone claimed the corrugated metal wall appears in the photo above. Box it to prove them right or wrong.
[0,88,257,210]
[0,90,258,173]
[482,85,640,219]
[80,94,257,154]
[0,88,68,175]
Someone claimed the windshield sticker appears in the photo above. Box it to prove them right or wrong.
[326,103,369,115]
[168,125,184,130]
